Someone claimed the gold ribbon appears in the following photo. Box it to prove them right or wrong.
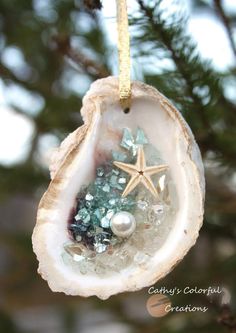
[116,0,131,110]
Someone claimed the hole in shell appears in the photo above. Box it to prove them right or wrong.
[123,107,130,114]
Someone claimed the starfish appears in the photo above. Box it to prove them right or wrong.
[114,146,168,198]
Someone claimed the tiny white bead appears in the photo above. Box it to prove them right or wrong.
[110,211,136,238]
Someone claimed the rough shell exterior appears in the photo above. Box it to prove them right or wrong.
[32,76,205,299]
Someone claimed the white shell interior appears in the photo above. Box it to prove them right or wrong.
[33,78,204,299]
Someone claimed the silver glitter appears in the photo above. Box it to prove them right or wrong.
[118,177,126,184]
[95,244,107,254]
[137,200,148,211]
[85,193,94,201]
[159,175,166,191]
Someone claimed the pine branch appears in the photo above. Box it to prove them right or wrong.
[136,0,235,114]
[137,1,214,130]
[83,0,102,10]
[27,131,40,163]
[214,0,236,59]
[133,0,236,166]
[53,35,110,79]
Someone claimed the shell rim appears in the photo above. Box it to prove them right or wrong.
[32,76,205,299]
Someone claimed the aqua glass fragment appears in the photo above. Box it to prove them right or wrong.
[131,144,138,157]
[110,175,118,187]
[103,200,114,210]
[95,177,103,185]
[112,168,120,175]
[77,208,90,224]
[109,198,116,206]
[102,184,110,192]
[106,209,115,219]
[112,151,127,162]
[136,127,148,145]
[77,224,88,232]
[100,216,110,228]
[82,216,90,224]
[118,177,126,184]
[120,128,134,150]
[74,214,81,222]
[94,207,105,220]
[114,183,123,190]
[97,167,104,177]
[85,200,93,208]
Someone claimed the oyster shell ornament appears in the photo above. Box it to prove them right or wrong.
[32,77,205,299]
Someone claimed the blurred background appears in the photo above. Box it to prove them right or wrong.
[0,0,236,332]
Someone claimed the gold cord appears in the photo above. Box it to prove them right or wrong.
[116,0,131,110]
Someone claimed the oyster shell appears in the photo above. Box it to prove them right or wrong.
[32,76,205,299]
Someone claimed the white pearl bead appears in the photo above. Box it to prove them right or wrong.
[110,211,136,238]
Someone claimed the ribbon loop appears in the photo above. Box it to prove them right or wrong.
[116,0,131,110]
